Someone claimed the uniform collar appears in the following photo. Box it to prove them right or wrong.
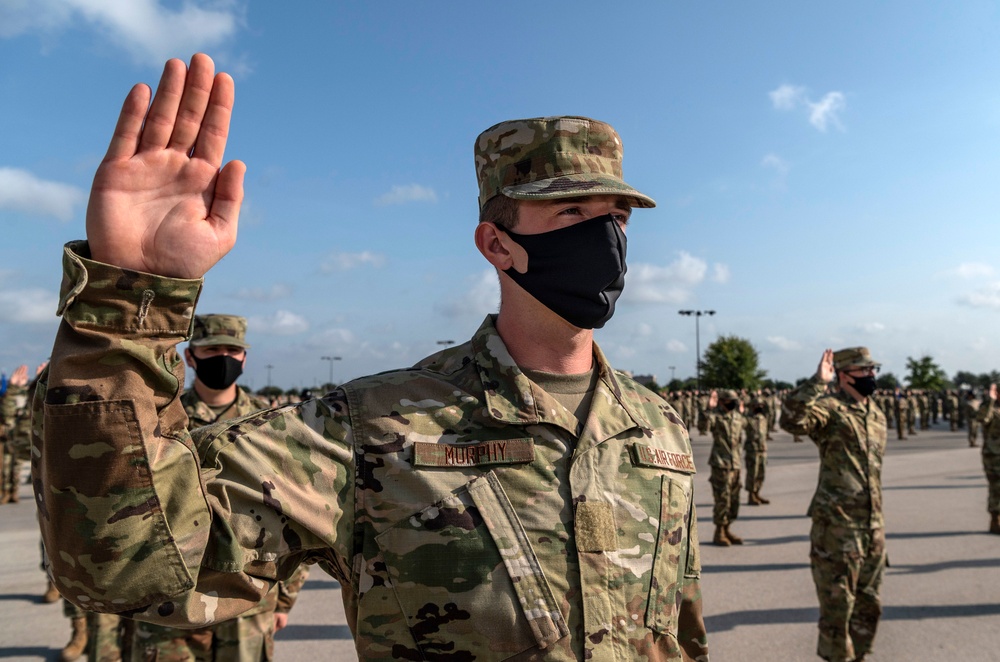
[470,315,651,438]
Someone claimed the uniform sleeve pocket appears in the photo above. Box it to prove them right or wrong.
[40,401,194,610]
[645,475,691,636]
[375,471,568,660]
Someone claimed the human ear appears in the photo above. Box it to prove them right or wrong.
[475,222,515,271]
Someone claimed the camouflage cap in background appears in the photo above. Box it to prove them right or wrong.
[474,116,656,210]
[832,346,880,370]
[720,389,739,401]
[189,314,250,349]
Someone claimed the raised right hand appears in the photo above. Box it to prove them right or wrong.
[86,53,244,279]
[817,349,835,383]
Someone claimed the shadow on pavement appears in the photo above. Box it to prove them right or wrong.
[302,579,342,591]
[702,562,809,574]
[0,592,50,604]
[277,623,354,641]
[0,646,59,660]
[705,601,1000,633]
[888,557,1000,575]
[886,530,983,540]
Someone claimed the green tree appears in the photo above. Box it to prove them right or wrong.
[875,372,900,390]
[905,355,948,390]
[699,335,767,390]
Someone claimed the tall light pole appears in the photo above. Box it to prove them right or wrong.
[678,310,715,391]
[321,355,341,387]
[669,365,676,383]
[266,364,274,388]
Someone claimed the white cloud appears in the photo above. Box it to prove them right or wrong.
[320,250,386,272]
[858,322,886,333]
[761,153,789,175]
[374,184,438,206]
[249,310,309,336]
[808,92,846,132]
[666,339,687,353]
[305,326,356,349]
[625,252,708,304]
[769,84,806,110]
[949,263,995,280]
[232,283,292,301]
[1,0,242,66]
[712,263,731,284]
[0,168,85,221]
[769,84,847,132]
[0,288,59,323]
[767,336,801,351]
[436,269,500,318]
[636,322,653,337]
[958,282,1000,309]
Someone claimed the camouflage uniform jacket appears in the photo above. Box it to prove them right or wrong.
[35,243,708,662]
[706,409,745,470]
[780,376,887,529]
[179,387,309,617]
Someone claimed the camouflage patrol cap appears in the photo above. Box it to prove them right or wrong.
[721,389,739,401]
[832,346,879,370]
[474,116,656,210]
[189,314,250,349]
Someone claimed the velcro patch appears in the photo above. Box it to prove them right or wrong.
[576,501,617,552]
[629,443,696,474]
[412,439,534,467]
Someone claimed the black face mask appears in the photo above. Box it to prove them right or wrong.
[502,213,626,329]
[849,375,877,397]
[192,354,244,390]
[724,401,739,411]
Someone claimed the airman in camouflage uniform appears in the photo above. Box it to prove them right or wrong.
[34,55,709,662]
[964,391,981,448]
[780,347,887,662]
[130,314,309,661]
[744,395,770,505]
[893,388,908,440]
[1,364,34,504]
[975,384,1000,534]
[706,390,747,546]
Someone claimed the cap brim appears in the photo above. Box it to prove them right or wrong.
[190,336,250,349]
[502,173,656,208]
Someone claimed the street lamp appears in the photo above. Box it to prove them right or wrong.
[669,365,676,383]
[678,310,715,391]
[321,355,342,387]
[266,364,274,388]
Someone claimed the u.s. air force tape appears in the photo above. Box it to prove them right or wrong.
[412,439,535,467]
[629,443,696,473]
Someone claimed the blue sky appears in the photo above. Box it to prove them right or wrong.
[2,1,1000,390]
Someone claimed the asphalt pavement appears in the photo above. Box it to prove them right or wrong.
[1,420,997,661]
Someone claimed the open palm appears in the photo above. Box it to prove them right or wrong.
[86,54,244,279]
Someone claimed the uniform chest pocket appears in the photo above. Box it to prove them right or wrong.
[645,475,695,637]
[375,471,568,660]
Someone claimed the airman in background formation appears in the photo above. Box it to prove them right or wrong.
[781,347,887,662]
[975,384,1000,534]
[893,388,908,440]
[744,394,771,505]
[707,389,747,546]
[964,391,982,448]
[131,314,309,661]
